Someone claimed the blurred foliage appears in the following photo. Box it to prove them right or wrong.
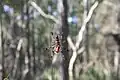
[3,0,24,12]
[80,67,106,80]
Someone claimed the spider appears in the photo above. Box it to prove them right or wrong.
[45,32,61,58]
[45,32,69,59]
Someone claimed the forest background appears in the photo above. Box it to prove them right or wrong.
[0,0,120,80]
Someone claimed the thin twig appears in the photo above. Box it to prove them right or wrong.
[29,1,59,23]
[77,47,85,54]
[75,1,99,49]
[67,36,76,51]
[68,51,77,80]
[17,39,23,51]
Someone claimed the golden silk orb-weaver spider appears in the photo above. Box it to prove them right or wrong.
[45,32,61,58]
[54,35,61,53]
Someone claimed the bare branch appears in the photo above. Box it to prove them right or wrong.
[68,1,99,80]
[68,46,85,80]
[85,1,99,23]
[29,1,59,23]
[75,1,99,49]
[77,47,85,54]
[68,51,77,80]
[17,39,23,51]
[67,36,77,80]
[67,36,76,51]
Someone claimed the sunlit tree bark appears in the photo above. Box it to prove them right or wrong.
[0,3,5,80]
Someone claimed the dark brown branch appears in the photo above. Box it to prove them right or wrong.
[26,3,31,70]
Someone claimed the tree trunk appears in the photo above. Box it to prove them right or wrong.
[83,0,90,63]
[0,3,5,80]
[57,0,69,80]
[26,3,31,70]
